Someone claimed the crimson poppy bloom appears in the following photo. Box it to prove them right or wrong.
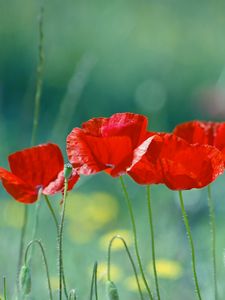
[128,133,224,190]
[0,143,79,204]
[66,112,154,177]
[173,121,225,161]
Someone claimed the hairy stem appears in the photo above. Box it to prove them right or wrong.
[45,195,68,299]
[107,235,144,300]
[119,176,153,299]
[207,185,218,300]
[24,239,53,300]
[178,191,202,300]
[44,195,59,228]
[147,185,160,299]
[27,189,42,264]
[58,178,69,300]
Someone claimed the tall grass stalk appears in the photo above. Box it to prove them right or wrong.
[17,6,45,295]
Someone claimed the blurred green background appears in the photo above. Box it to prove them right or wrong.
[1,0,225,299]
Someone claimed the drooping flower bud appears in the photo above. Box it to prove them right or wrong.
[68,289,77,299]
[19,265,31,295]
[106,280,119,300]
[64,163,73,179]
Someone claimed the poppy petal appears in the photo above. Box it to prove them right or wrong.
[8,143,64,188]
[173,121,212,145]
[129,134,224,190]
[82,112,148,148]
[128,135,164,184]
[0,167,37,203]
[67,128,133,175]
[213,123,225,158]
[160,144,224,190]
[174,121,225,163]
[43,169,79,195]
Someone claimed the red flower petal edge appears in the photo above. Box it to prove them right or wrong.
[8,143,64,188]
[0,168,37,203]
[67,112,149,176]
[128,133,224,190]
[0,143,79,203]
[173,121,225,161]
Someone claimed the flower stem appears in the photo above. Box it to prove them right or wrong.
[44,195,59,228]
[107,235,144,300]
[58,178,69,300]
[89,262,98,300]
[147,185,160,300]
[44,195,68,299]
[3,276,7,300]
[27,189,42,264]
[207,185,218,300]
[24,239,53,300]
[178,191,202,300]
[119,176,153,299]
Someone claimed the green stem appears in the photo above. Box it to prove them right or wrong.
[17,205,28,293]
[207,185,217,300]
[94,263,98,300]
[58,178,69,300]
[45,195,68,299]
[147,185,160,300]
[89,262,98,300]
[44,195,59,228]
[178,191,202,300]
[3,277,7,300]
[107,235,144,300]
[24,239,53,300]
[119,176,153,299]
[17,6,44,295]
[27,189,42,264]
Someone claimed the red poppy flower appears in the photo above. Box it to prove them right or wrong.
[66,112,153,177]
[0,143,79,204]
[128,133,224,190]
[173,121,225,161]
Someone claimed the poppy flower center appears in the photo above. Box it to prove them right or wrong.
[105,163,115,168]
[35,185,43,193]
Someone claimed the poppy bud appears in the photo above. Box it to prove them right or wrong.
[68,289,77,300]
[19,265,31,295]
[64,163,73,179]
[106,280,119,300]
